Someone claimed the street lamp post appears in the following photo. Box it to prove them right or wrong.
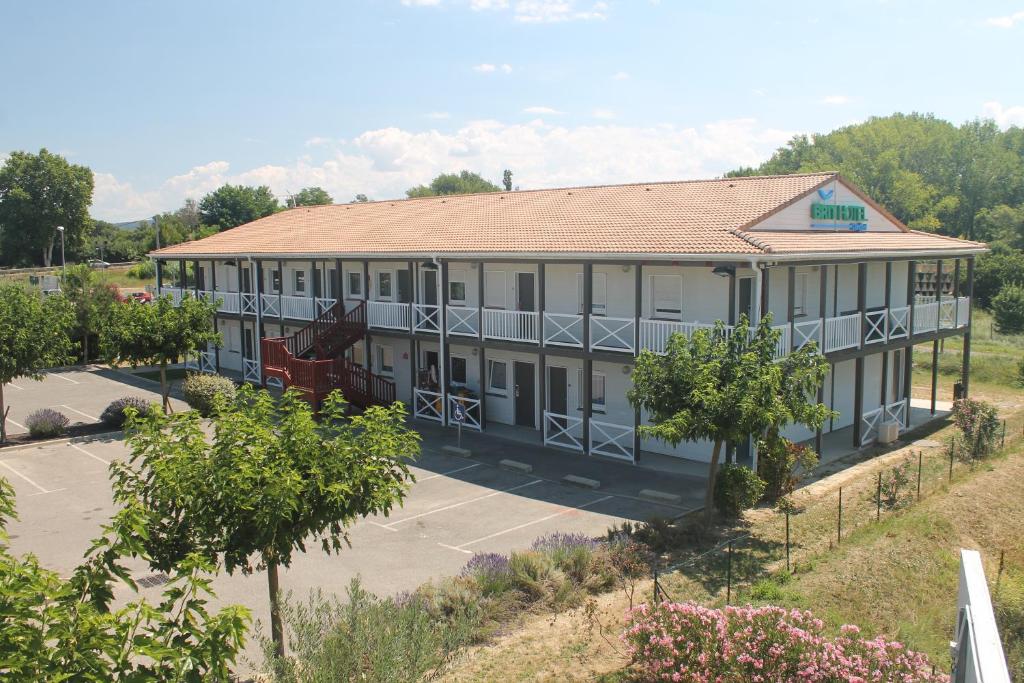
[56,226,66,279]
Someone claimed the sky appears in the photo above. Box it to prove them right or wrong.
[2,0,1023,222]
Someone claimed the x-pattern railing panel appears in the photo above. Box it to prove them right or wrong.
[544,411,584,451]
[260,294,281,318]
[590,316,635,352]
[887,306,909,340]
[240,293,257,315]
[589,419,634,461]
[793,319,822,350]
[864,310,887,345]
[413,304,441,334]
[447,306,480,337]
[448,395,482,431]
[414,389,443,423]
[543,313,583,347]
[860,407,883,446]
[885,400,906,430]
[243,358,261,383]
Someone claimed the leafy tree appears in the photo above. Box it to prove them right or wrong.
[628,316,832,526]
[406,171,501,198]
[0,148,94,267]
[503,169,513,191]
[972,250,1024,309]
[100,294,220,413]
[199,184,279,230]
[352,193,370,203]
[176,197,201,231]
[111,385,420,657]
[286,186,333,208]
[62,264,120,364]
[0,284,74,442]
[993,284,1024,334]
[0,476,250,679]
[975,203,1024,250]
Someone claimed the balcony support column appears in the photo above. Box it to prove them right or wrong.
[335,259,343,308]
[931,339,939,415]
[255,259,265,385]
[410,338,417,406]
[362,260,370,352]
[538,351,546,442]
[212,264,220,372]
[440,260,449,426]
[479,345,487,430]
[935,259,943,332]
[277,259,285,336]
[787,266,795,350]
[155,259,163,292]
[727,267,736,325]
[538,263,546,346]
[880,262,892,407]
[178,260,186,291]
[818,264,828,348]
[857,262,867,347]
[907,260,917,337]
[853,356,865,448]
[633,262,643,463]
[962,257,974,397]
[582,262,593,453]
[477,261,484,340]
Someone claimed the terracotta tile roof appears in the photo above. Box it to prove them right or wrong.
[151,173,985,260]
[740,229,988,255]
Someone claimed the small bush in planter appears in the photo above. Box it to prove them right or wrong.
[100,396,153,428]
[713,463,765,518]
[25,409,70,439]
[181,372,237,416]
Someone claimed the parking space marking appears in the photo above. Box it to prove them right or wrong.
[6,417,26,430]
[437,543,472,555]
[417,463,481,481]
[0,460,60,495]
[61,405,99,422]
[69,442,110,466]
[384,479,543,529]
[49,373,80,384]
[452,495,614,551]
[8,383,24,390]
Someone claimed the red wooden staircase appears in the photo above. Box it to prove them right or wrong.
[260,301,397,410]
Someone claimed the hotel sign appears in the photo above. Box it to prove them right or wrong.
[810,202,867,231]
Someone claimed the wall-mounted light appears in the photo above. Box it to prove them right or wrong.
[712,265,735,278]
[622,365,631,375]
[471,348,479,356]
[621,265,631,273]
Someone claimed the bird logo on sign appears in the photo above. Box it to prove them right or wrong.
[817,188,835,200]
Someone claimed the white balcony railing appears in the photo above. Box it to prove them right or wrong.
[414,389,443,423]
[793,318,822,350]
[413,304,441,334]
[888,306,910,340]
[240,292,258,316]
[544,411,584,452]
[448,395,482,431]
[590,316,635,353]
[772,324,791,360]
[482,309,539,343]
[823,313,861,353]
[543,312,584,348]
[315,297,337,316]
[218,291,241,314]
[885,400,907,431]
[913,301,939,335]
[281,295,316,321]
[368,301,411,330]
[158,287,185,305]
[242,358,261,383]
[589,419,635,461]
[447,306,480,337]
[260,294,280,318]
[185,350,215,374]
[956,296,970,328]
[864,309,887,345]
[638,319,717,354]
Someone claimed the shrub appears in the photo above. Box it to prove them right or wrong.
[880,459,912,509]
[607,516,704,554]
[952,397,1001,460]
[126,260,156,279]
[993,284,1024,334]
[713,464,766,517]
[460,553,513,596]
[622,602,944,681]
[100,396,152,428]
[181,372,236,416]
[25,409,70,438]
[757,432,818,503]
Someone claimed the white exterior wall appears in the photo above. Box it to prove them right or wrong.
[480,348,542,427]
[643,265,730,323]
[447,263,480,308]
[749,178,902,233]
[483,262,537,311]
[830,359,856,429]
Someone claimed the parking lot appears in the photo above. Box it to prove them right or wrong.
[2,366,693,662]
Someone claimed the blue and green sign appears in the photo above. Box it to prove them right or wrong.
[810,202,867,231]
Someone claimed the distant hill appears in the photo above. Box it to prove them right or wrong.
[114,220,147,230]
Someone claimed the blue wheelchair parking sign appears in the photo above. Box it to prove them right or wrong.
[453,403,466,423]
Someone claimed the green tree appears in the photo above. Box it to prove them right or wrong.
[0,476,250,680]
[972,250,1024,309]
[0,149,94,267]
[0,284,74,442]
[628,316,833,526]
[406,170,501,198]
[503,169,513,191]
[286,186,333,208]
[111,385,420,658]
[993,284,1024,334]
[975,203,1024,250]
[352,193,370,203]
[100,294,220,413]
[62,264,120,364]
[199,184,279,230]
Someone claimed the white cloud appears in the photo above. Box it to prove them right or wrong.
[985,10,1024,28]
[304,136,334,147]
[473,63,496,73]
[401,0,441,5]
[90,118,795,221]
[982,101,1024,128]
[501,63,513,73]
[523,105,564,114]
[470,0,509,8]
[422,0,606,22]
[592,108,615,120]
[611,70,629,81]
[820,94,851,105]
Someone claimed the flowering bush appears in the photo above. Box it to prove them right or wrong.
[100,396,153,428]
[622,602,946,682]
[757,433,819,502]
[951,398,1001,460]
[25,409,70,438]
[460,553,513,596]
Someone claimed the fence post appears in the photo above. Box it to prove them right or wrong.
[726,540,733,604]
[949,442,955,483]
[785,509,791,573]
[652,567,658,604]
[837,487,843,545]
[997,550,1006,594]
[1002,420,1006,449]
[916,450,922,501]
[876,471,882,522]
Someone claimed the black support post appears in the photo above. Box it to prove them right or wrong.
[277,259,285,336]
[634,263,643,463]
[211,264,220,372]
[787,266,796,350]
[962,257,974,397]
[853,263,866,447]
[582,262,593,453]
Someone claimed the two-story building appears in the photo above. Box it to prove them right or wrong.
[150,172,985,468]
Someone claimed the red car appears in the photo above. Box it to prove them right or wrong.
[129,291,153,303]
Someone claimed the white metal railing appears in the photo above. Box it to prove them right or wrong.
[281,295,316,321]
[413,304,440,334]
[446,306,480,337]
[590,316,635,353]
[823,313,860,353]
[887,306,909,340]
[243,358,261,383]
[240,292,258,315]
[860,406,883,446]
[793,318,823,351]
[315,297,337,316]
[185,350,215,374]
[940,298,957,329]
[638,320,723,354]
[772,324,791,360]
[589,419,635,461]
[913,301,939,334]
[864,309,887,345]
[957,296,970,328]
[884,400,907,430]
[951,549,1011,682]
[368,301,411,330]
[414,389,443,423]
[448,395,482,431]
[260,294,281,317]
[216,291,240,314]
[482,309,539,343]
[543,411,584,451]
[158,287,184,305]
[543,312,584,347]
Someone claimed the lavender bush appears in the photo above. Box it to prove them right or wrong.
[460,552,512,595]
[530,532,599,552]
[100,396,153,428]
[25,409,70,439]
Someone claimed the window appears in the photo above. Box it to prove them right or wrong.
[375,344,394,376]
[449,270,467,304]
[577,370,606,412]
[450,356,467,385]
[651,274,682,320]
[271,270,281,294]
[350,343,364,366]
[294,270,306,294]
[577,272,608,315]
[487,359,508,395]
[794,272,809,316]
[377,272,393,300]
[347,271,363,297]
[484,271,506,308]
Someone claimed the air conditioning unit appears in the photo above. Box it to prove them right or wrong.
[878,421,900,444]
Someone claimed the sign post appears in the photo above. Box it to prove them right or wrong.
[452,401,466,449]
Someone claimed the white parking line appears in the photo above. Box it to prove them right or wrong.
[0,460,58,495]
[453,495,614,550]
[6,417,26,430]
[7,383,24,391]
[69,442,110,466]
[61,405,99,422]
[384,479,543,529]
[49,373,80,385]
[417,462,481,481]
